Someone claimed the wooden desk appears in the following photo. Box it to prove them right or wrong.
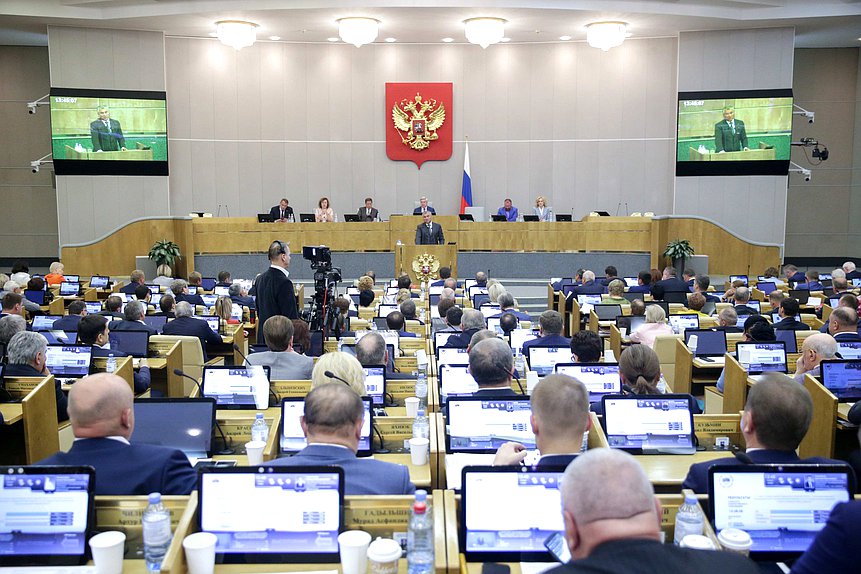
[0,403,22,425]
[0,376,60,464]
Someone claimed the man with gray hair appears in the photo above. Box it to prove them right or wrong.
[400,298,420,323]
[228,282,255,309]
[490,291,531,322]
[793,332,838,383]
[108,300,157,335]
[828,307,861,342]
[6,330,68,422]
[733,286,755,316]
[468,337,518,397]
[443,308,485,348]
[355,331,411,380]
[574,270,603,295]
[551,449,757,573]
[522,310,570,355]
[0,313,26,348]
[714,306,741,333]
[3,280,39,314]
[171,278,205,307]
[162,301,223,360]
[843,261,861,281]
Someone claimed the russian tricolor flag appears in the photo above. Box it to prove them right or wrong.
[460,141,472,214]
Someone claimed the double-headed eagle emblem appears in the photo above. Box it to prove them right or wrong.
[392,93,446,151]
[411,253,441,283]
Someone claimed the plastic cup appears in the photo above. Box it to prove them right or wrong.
[367,537,402,574]
[405,397,420,417]
[409,437,429,465]
[182,532,218,574]
[338,530,372,574]
[88,530,126,574]
[245,440,266,465]
[717,528,752,556]
[680,534,715,550]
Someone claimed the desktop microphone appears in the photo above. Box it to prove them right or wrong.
[173,368,234,455]
[233,343,280,407]
[497,364,526,395]
[325,370,353,387]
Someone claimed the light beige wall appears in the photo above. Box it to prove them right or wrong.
[0,46,58,257]
[786,48,859,258]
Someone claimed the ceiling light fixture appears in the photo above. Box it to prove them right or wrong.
[337,17,380,47]
[500,37,511,43]
[463,17,507,49]
[327,37,340,42]
[442,37,454,43]
[385,37,397,43]
[559,35,572,41]
[586,21,627,51]
[215,20,259,50]
[269,36,281,41]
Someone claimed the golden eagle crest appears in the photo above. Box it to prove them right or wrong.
[411,253,441,283]
[392,93,446,151]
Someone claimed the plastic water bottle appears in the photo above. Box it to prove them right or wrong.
[251,413,269,443]
[415,372,428,409]
[420,281,426,302]
[514,351,526,377]
[412,409,429,440]
[407,490,434,574]
[673,493,704,545]
[143,492,172,571]
[418,306,426,323]
[106,353,117,374]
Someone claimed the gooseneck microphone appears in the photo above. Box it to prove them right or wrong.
[325,370,353,387]
[173,368,234,455]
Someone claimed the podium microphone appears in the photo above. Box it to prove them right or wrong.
[173,368,234,455]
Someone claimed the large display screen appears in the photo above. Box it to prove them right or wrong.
[676,89,792,176]
[49,87,168,176]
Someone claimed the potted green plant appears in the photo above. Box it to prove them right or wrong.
[148,239,182,271]
[663,239,694,276]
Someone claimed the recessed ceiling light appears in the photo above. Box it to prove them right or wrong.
[208,32,218,37]
[559,35,572,41]
[500,37,511,42]
[385,37,396,42]
[442,37,454,43]
[327,37,340,42]
[269,36,281,41]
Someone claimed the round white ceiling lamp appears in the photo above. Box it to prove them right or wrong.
[586,21,628,51]
[215,20,259,50]
[464,17,507,49]
[337,17,380,47]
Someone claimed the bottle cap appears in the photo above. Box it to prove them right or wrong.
[417,409,425,417]
[684,493,698,505]
[415,489,427,502]
[148,492,161,504]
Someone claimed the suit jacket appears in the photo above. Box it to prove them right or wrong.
[245,350,313,381]
[37,438,196,496]
[627,284,651,294]
[774,317,810,331]
[254,266,299,344]
[97,310,124,319]
[791,501,861,574]
[357,206,379,221]
[521,334,571,356]
[176,293,205,307]
[162,316,223,360]
[91,345,151,393]
[496,207,519,221]
[650,278,690,300]
[796,281,824,291]
[269,444,415,495]
[734,304,756,316]
[789,271,808,283]
[120,282,143,294]
[413,206,436,215]
[834,331,861,343]
[846,270,861,281]
[714,118,748,153]
[442,328,481,349]
[574,281,605,295]
[546,538,758,574]
[473,387,519,398]
[53,315,82,332]
[90,118,125,151]
[532,206,553,221]
[682,449,845,493]
[415,222,444,245]
[5,363,68,422]
[109,319,158,336]
[535,454,576,468]
[269,205,294,221]
[230,295,256,309]
[490,309,532,322]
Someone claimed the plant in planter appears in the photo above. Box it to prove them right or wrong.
[148,239,181,274]
[663,239,694,276]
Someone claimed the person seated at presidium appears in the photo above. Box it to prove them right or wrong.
[314,197,336,222]
[412,196,435,215]
[244,315,314,380]
[497,198,519,222]
[270,198,294,222]
[357,197,378,222]
[269,383,415,495]
[533,196,553,221]
[415,211,444,245]
[628,304,674,348]
[36,373,196,495]
[6,331,69,422]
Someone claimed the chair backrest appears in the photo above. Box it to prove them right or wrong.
[21,377,60,463]
[151,334,205,389]
[653,334,683,387]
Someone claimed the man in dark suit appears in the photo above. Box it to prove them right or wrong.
[6,330,68,422]
[469,337,519,397]
[774,298,810,331]
[53,300,87,332]
[228,283,255,309]
[568,330,602,362]
[683,373,846,493]
[712,307,742,333]
[442,309,485,348]
[732,286,756,317]
[357,197,379,222]
[573,270,605,295]
[493,374,590,467]
[355,331,413,380]
[171,279,205,307]
[269,198,294,222]
[792,498,861,573]
[415,211,444,245]
[36,372,196,495]
[78,314,151,394]
[692,275,721,302]
[119,270,146,294]
[650,267,690,301]
[783,264,807,285]
[153,294,176,318]
[269,383,415,495]
[549,449,758,574]
[98,295,125,319]
[162,302,223,360]
[384,310,417,338]
[109,301,158,335]
[795,270,824,291]
[714,105,748,153]
[489,292,531,322]
[522,311,570,356]
[843,261,861,281]
[412,196,435,215]
[829,307,861,342]
[254,240,300,344]
[90,106,126,152]
[627,270,652,294]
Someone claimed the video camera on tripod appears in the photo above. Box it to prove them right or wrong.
[302,246,343,333]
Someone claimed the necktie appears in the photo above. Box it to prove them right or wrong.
[281,210,284,219]
[104,120,109,128]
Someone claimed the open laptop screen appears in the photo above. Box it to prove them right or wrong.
[108,329,150,358]
[192,315,221,334]
[602,395,695,454]
[709,465,852,559]
[729,275,749,285]
[576,294,602,307]
[0,466,96,566]
[280,397,372,456]
[774,330,798,354]
[837,341,861,360]
[756,281,777,295]
[377,304,398,318]
[820,359,861,401]
[85,302,102,314]
[527,346,569,376]
[59,282,80,296]
[143,315,168,334]
[89,275,109,288]
[446,397,534,453]
[202,366,271,409]
[437,346,469,367]
[735,341,788,374]
[668,314,699,335]
[593,304,622,321]
[132,398,215,459]
[438,364,478,397]
[684,329,727,357]
[434,331,458,352]
[361,366,386,405]
[198,466,344,563]
[213,285,230,297]
[508,329,538,354]
[554,363,621,402]
[461,466,564,563]
[45,345,93,378]
[32,315,62,331]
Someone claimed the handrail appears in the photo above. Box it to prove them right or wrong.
[61,216,193,249]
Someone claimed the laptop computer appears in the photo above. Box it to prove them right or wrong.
[438,363,478,397]
[213,285,230,297]
[187,286,199,295]
[299,213,316,222]
[479,304,500,320]
[602,394,696,454]
[490,214,507,222]
[745,300,762,313]
[668,313,699,335]
[701,300,717,316]
[774,329,798,353]
[576,294,602,307]
[554,363,621,402]
[644,300,669,315]
[434,331,459,353]
[201,277,217,291]
[708,464,853,562]
[280,397,373,456]
[615,315,646,336]
[446,396,534,453]
[59,282,80,296]
[88,275,109,289]
[361,365,386,406]
[344,214,361,222]
[132,398,216,461]
[23,289,46,305]
[64,275,80,283]
[756,281,777,295]
[460,465,565,563]
[735,341,788,374]
[257,213,274,223]
[0,466,96,567]
[772,312,802,324]
[522,215,539,222]
[145,284,160,295]
[555,214,572,222]
[789,289,811,304]
[372,317,390,330]
[684,329,727,359]
[84,302,102,314]
[508,329,539,354]
[377,304,399,318]
[437,346,469,366]
[593,304,623,321]
[472,293,491,309]
[201,294,218,307]
[202,365,272,409]
[527,345,569,376]
[837,341,861,359]
[108,329,150,358]
[729,275,748,285]
[142,315,168,334]
[662,291,689,305]
[31,315,62,331]
[45,344,93,382]
[820,359,861,401]
[197,465,344,564]
[193,315,221,334]
[458,213,475,221]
